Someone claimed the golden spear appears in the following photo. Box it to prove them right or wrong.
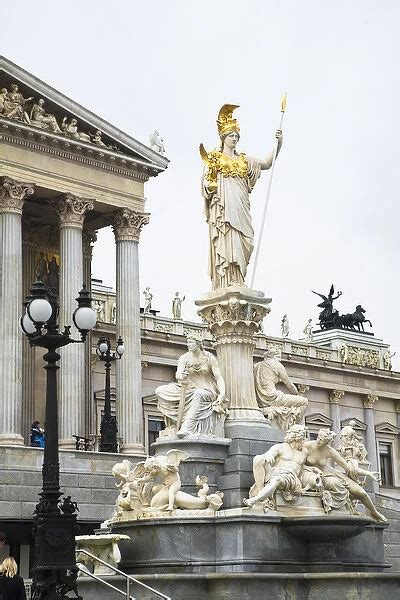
[250,94,287,288]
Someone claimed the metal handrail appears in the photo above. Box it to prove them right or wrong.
[76,549,171,600]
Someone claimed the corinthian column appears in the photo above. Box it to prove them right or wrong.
[0,177,34,445]
[113,208,149,455]
[54,194,94,449]
[329,389,344,446]
[363,394,379,471]
[82,228,97,438]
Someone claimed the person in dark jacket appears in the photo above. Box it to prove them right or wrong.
[30,421,45,448]
[0,557,27,600]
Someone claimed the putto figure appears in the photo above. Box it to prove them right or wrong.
[200,104,282,289]
[110,450,223,520]
[254,349,308,430]
[156,333,229,438]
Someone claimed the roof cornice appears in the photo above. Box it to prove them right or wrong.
[0,55,169,172]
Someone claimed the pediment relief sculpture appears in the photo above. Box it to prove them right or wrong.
[0,82,121,152]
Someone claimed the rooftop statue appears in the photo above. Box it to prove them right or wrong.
[312,285,372,332]
[172,291,185,320]
[254,349,308,430]
[156,332,229,438]
[200,104,282,290]
[149,130,166,155]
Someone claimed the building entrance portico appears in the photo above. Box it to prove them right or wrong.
[0,56,168,453]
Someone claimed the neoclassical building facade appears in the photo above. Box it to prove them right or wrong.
[0,55,168,454]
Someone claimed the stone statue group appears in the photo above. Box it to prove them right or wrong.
[0,82,118,150]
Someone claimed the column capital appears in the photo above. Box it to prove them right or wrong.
[0,177,34,215]
[297,384,310,396]
[54,193,94,228]
[112,208,150,242]
[329,389,344,404]
[82,228,97,259]
[363,393,378,408]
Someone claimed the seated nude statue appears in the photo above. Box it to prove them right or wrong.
[304,429,386,521]
[244,424,307,507]
[254,349,308,430]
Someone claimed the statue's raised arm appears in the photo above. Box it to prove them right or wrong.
[200,104,283,290]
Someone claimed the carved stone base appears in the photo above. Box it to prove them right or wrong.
[196,286,271,424]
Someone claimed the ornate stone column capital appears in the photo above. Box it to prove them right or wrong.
[297,384,310,396]
[82,228,97,259]
[363,394,378,409]
[54,193,94,229]
[112,208,150,242]
[329,389,345,404]
[0,177,34,214]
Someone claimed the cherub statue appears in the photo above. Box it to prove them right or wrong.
[149,130,166,155]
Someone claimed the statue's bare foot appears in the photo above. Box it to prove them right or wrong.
[372,510,387,522]
[176,430,187,439]
[165,506,174,512]
[243,498,254,508]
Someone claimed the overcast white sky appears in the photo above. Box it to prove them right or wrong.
[2,1,399,365]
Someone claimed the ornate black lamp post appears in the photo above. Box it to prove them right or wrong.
[96,336,125,453]
[20,280,96,600]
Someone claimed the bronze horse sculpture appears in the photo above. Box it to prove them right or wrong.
[312,286,373,333]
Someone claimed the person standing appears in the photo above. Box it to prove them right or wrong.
[0,557,27,600]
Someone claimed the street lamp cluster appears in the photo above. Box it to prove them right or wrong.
[20,280,96,600]
[96,336,125,453]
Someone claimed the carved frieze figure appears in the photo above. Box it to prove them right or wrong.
[200,104,282,289]
[1,84,32,123]
[156,333,229,438]
[149,130,166,155]
[339,342,349,363]
[30,98,61,133]
[110,451,223,520]
[172,291,185,319]
[383,350,395,371]
[143,287,153,313]
[0,88,8,114]
[303,318,313,342]
[281,314,289,338]
[62,117,91,142]
[244,424,307,508]
[254,349,308,431]
[92,130,107,146]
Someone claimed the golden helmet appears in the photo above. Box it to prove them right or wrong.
[216,104,240,138]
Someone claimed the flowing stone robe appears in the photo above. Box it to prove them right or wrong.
[156,351,222,437]
[254,357,308,430]
[202,155,261,289]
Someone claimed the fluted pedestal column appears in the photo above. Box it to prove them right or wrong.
[82,229,97,438]
[329,389,344,447]
[196,286,271,424]
[0,177,34,445]
[54,194,93,449]
[22,237,37,443]
[363,394,379,493]
[113,209,149,455]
